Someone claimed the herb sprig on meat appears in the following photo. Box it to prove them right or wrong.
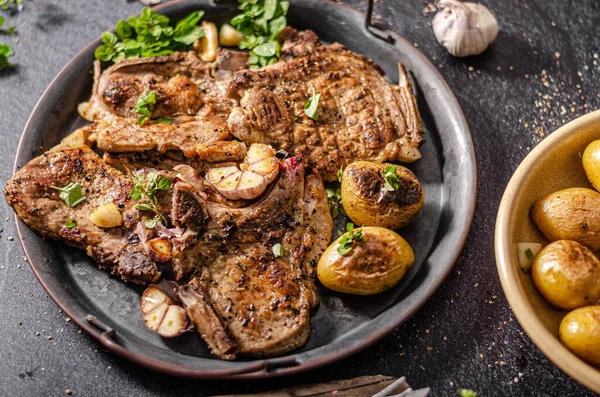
[0,16,15,69]
[95,8,206,64]
[131,172,172,228]
[231,0,289,69]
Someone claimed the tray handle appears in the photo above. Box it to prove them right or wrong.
[86,315,118,348]
[365,0,396,44]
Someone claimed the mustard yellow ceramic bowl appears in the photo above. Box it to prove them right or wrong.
[495,110,600,393]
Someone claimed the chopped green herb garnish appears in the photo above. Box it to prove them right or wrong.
[65,218,77,229]
[458,389,478,397]
[51,183,86,208]
[231,0,289,68]
[135,90,157,125]
[525,248,534,260]
[0,0,22,11]
[157,117,173,125]
[382,165,400,191]
[0,43,13,69]
[0,16,14,69]
[0,16,15,35]
[131,172,172,228]
[337,223,363,255]
[337,167,343,183]
[326,187,346,219]
[95,8,205,64]
[272,243,284,258]
[304,87,321,121]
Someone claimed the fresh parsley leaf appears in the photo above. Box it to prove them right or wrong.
[304,87,321,121]
[173,11,205,45]
[135,203,153,211]
[458,389,478,397]
[0,16,15,36]
[382,165,400,191]
[0,43,13,69]
[253,41,277,57]
[326,188,345,219]
[337,223,363,255]
[135,90,156,125]
[337,167,343,183]
[65,218,77,229]
[0,0,22,11]
[525,248,534,260]
[51,183,86,208]
[95,8,205,64]
[231,0,288,68]
[272,243,284,257]
[157,117,173,125]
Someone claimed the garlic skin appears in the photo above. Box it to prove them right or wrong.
[433,0,499,57]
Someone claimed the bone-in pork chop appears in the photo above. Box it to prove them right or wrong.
[227,30,423,181]
[79,50,248,158]
[174,156,332,359]
[4,146,160,284]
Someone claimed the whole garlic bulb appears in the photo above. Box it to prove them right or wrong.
[432,0,499,57]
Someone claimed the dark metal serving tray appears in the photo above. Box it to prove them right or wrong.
[13,0,476,379]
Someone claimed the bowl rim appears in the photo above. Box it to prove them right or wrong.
[495,109,600,393]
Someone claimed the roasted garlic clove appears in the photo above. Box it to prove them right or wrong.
[147,237,173,263]
[195,21,218,62]
[206,166,239,186]
[89,202,123,228]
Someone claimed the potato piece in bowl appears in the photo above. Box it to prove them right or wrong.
[531,187,600,251]
[559,306,600,366]
[532,240,600,310]
[341,161,424,230]
[582,139,600,191]
[317,225,414,295]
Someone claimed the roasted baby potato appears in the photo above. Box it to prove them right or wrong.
[582,139,600,191]
[531,187,600,251]
[532,240,600,310]
[341,161,424,230]
[559,306,600,366]
[317,226,414,295]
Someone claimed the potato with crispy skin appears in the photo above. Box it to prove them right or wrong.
[531,188,600,251]
[582,140,600,192]
[317,226,414,295]
[532,240,600,310]
[559,306,600,366]
[341,161,424,230]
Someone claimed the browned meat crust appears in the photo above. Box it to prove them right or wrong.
[79,50,249,158]
[227,31,424,181]
[173,157,331,359]
[4,146,159,284]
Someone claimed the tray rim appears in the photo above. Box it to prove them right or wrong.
[13,0,477,379]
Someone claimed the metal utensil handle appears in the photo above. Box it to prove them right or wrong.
[365,0,396,44]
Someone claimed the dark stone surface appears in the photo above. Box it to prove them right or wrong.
[0,0,597,396]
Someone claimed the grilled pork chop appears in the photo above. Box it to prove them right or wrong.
[4,146,160,283]
[228,30,423,181]
[79,50,249,158]
[174,156,331,359]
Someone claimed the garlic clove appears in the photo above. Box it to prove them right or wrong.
[248,157,280,184]
[144,302,169,331]
[89,202,123,228]
[156,305,190,338]
[206,166,239,186]
[141,285,171,314]
[433,0,498,57]
[245,143,277,164]
[147,237,173,263]
[232,171,268,200]
[216,170,243,198]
